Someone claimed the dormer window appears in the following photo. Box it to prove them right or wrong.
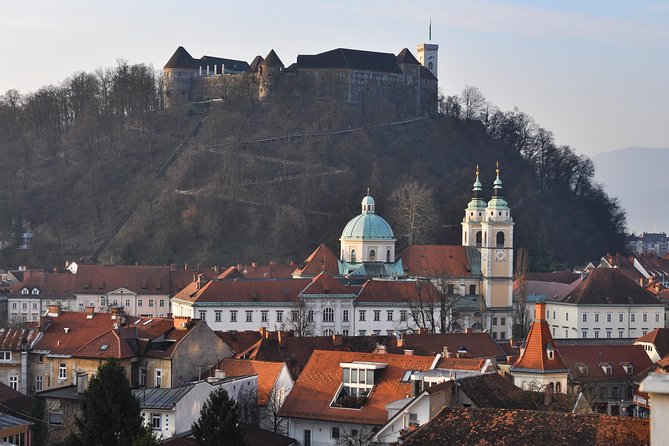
[601,363,612,375]
[333,361,386,409]
[546,343,555,360]
[621,362,634,375]
[32,288,40,295]
[21,288,29,295]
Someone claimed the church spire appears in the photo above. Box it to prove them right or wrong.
[493,161,503,197]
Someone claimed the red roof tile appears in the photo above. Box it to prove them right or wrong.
[300,272,357,296]
[173,279,309,304]
[561,268,660,305]
[513,303,568,372]
[278,350,434,425]
[635,328,669,358]
[559,345,653,379]
[356,279,441,303]
[292,244,340,277]
[216,331,262,355]
[0,327,38,351]
[216,359,286,405]
[393,333,506,358]
[400,245,473,277]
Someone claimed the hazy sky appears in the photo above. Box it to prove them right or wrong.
[1,0,667,157]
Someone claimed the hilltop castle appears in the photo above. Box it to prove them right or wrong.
[163,41,439,113]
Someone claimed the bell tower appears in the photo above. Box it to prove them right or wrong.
[462,165,486,248]
[480,162,514,310]
[417,20,439,79]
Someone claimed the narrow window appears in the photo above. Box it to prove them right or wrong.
[496,231,505,247]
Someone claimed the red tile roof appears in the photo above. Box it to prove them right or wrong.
[235,263,296,279]
[560,268,661,305]
[513,303,568,372]
[635,328,669,358]
[292,244,340,277]
[401,407,649,446]
[0,327,38,351]
[400,245,473,277]
[559,345,653,379]
[392,333,506,358]
[526,272,581,284]
[278,350,434,425]
[216,359,286,405]
[300,272,357,296]
[173,279,309,304]
[356,279,441,303]
[216,331,262,355]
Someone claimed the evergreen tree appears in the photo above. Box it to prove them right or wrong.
[67,360,146,446]
[192,388,248,446]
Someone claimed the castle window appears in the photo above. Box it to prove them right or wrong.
[369,249,376,261]
[496,231,505,247]
[476,231,482,247]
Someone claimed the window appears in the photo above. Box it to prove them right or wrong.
[138,299,143,307]
[155,369,162,388]
[496,231,505,247]
[22,303,27,310]
[656,313,661,323]
[48,412,63,426]
[21,288,28,295]
[594,330,600,339]
[594,313,599,323]
[246,311,253,323]
[151,413,161,430]
[11,302,16,309]
[469,284,476,295]
[342,309,349,322]
[369,249,376,261]
[199,310,206,321]
[565,313,569,321]
[447,284,454,295]
[140,368,147,387]
[230,311,238,322]
[304,429,311,446]
[350,250,357,263]
[500,332,506,340]
[261,311,268,322]
[359,310,366,322]
[125,299,131,307]
[59,363,67,380]
[606,313,612,323]
[32,302,38,310]
[475,231,482,246]
[582,330,588,338]
[331,427,340,439]
[619,330,624,338]
[500,317,506,326]
[323,308,335,323]
[643,313,648,323]
[387,249,391,262]
[606,330,612,338]
[9,376,17,390]
[387,310,393,321]
[343,329,349,336]
[0,351,11,361]
[399,310,407,322]
[556,382,562,393]
[583,313,587,323]
[148,300,154,307]
[374,310,380,321]
[215,311,222,322]
[492,332,498,340]
[307,309,314,322]
[358,330,366,336]
[276,311,283,322]
[631,313,636,323]
[36,376,43,391]
[32,288,39,295]
[492,317,498,326]
[619,313,624,322]
[159,299,165,307]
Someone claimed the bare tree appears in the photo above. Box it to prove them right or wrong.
[259,385,289,435]
[336,426,374,446]
[389,181,437,249]
[513,248,531,340]
[405,279,466,334]
[285,300,315,337]
[460,85,486,120]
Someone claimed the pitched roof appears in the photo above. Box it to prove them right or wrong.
[32,312,123,356]
[512,304,568,372]
[216,359,286,405]
[260,49,284,68]
[400,245,475,277]
[292,244,340,277]
[390,333,506,358]
[396,48,420,65]
[134,384,195,409]
[527,272,582,284]
[401,407,649,446]
[164,46,196,69]
[559,344,653,379]
[199,55,250,73]
[560,268,661,305]
[0,382,35,418]
[249,55,264,72]
[278,350,434,425]
[0,327,38,351]
[300,272,356,296]
[216,331,262,355]
[296,48,402,74]
[172,279,309,304]
[233,263,296,279]
[356,279,441,303]
[419,65,437,81]
[635,328,669,358]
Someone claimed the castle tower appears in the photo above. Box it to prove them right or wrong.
[480,162,514,311]
[462,165,487,247]
[258,49,284,99]
[416,22,438,79]
[163,46,198,107]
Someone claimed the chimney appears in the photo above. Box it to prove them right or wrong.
[464,328,473,334]
[535,302,546,322]
[259,326,267,338]
[174,316,191,330]
[443,346,451,358]
[377,344,387,354]
[252,262,258,269]
[196,274,209,290]
[278,331,286,348]
[332,334,344,346]
[507,355,515,364]
[404,349,414,356]
[418,327,429,335]
[213,265,219,274]
[47,304,60,317]
[397,338,404,348]
[215,369,226,379]
[110,307,120,320]
[77,373,89,394]
[85,306,95,319]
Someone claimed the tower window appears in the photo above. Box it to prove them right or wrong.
[386,249,391,262]
[496,232,505,247]
[476,231,482,247]
[428,62,433,70]
[351,249,356,263]
[369,249,376,261]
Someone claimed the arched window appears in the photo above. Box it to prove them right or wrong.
[428,62,433,70]
[386,249,391,263]
[32,288,39,295]
[496,231,505,247]
[323,308,335,323]
[472,322,482,330]
[322,328,335,336]
[350,249,356,263]
[548,382,555,393]
[555,382,562,393]
[369,249,376,261]
[21,288,29,295]
[475,231,482,247]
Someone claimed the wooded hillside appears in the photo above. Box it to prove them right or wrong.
[0,64,626,271]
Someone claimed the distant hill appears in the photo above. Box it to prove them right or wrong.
[593,147,669,234]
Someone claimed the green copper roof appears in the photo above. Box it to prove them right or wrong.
[488,162,509,209]
[341,194,395,240]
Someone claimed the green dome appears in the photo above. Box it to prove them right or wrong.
[341,194,395,240]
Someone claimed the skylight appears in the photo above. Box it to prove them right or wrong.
[100,344,109,350]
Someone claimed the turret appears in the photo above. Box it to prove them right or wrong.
[462,165,486,247]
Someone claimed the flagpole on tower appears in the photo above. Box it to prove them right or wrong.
[429,18,432,41]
